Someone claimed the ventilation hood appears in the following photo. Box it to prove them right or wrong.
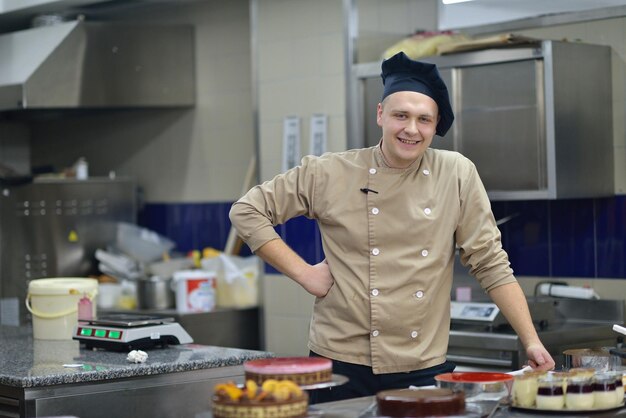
[0,20,195,111]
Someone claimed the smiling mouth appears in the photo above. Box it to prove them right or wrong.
[398,138,419,145]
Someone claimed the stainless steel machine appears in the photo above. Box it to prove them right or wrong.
[447,298,624,371]
[0,177,135,326]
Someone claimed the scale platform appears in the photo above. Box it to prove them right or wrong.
[72,313,193,351]
[450,301,501,323]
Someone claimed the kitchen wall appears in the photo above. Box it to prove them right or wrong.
[253,0,346,355]
[27,0,254,252]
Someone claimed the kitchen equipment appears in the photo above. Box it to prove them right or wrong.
[451,301,501,324]
[116,223,175,264]
[537,283,600,299]
[447,298,624,371]
[355,40,613,200]
[0,178,135,326]
[26,277,98,340]
[613,324,626,336]
[609,348,626,371]
[435,372,513,401]
[565,346,626,373]
[563,347,612,371]
[72,313,193,351]
[172,270,217,313]
[0,21,194,111]
[136,275,174,310]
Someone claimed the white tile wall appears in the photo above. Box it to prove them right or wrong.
[263,273,316,356]
[256,0,347,182]
[255,0,346,355]
[356,0,438,62]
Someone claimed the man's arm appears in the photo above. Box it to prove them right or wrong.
[488,282,556,371]
[255,239,334,298]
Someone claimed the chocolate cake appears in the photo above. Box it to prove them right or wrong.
[376,388,465,417]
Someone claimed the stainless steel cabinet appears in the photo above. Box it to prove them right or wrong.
[354,40,614,200]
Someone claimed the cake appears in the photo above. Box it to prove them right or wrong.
[212,379,308,418]
[376,388,465,417]
[244,357,333,386]
[565,375,594,410]
[512,373,541,408]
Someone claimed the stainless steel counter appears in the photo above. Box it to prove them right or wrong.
[448,298,624,371]
[0,325,272,418]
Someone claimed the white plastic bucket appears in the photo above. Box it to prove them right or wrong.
[172,270,216,313]
[26,278,98,340]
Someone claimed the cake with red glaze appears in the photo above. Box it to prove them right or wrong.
[244,357,333,386]
[376,388,466,417]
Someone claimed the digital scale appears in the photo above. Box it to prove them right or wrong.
[450,301,501,324]
[72,314,194,351]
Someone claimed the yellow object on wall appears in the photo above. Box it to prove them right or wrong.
[382,32,469,60]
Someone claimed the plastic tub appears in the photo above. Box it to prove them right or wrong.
[116,222,175,263]
[172,270,216,313]
[25,278,98,340]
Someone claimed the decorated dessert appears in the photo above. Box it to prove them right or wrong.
[212,379,308,418]
[512,370,625,411]
[565,375,594,410]
[536,376,565,410]
[244,357,333,386]
[593,373,620,409]
[512,372,543,408]
[376,388,465,417]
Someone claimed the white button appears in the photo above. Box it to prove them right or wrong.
[421,249,428,257]
[371,289,379,296]
[423,169,430,176]
[372,248,380,256]
[424,208,432,215]
[369,168,377,174]
[415,290,424,298]
[411,331,418,338]
[372,207,379,215]
[372,330,379,337]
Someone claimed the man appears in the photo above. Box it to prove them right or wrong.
[229,51,555,402]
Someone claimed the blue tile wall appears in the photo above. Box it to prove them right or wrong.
[138,202,252,257]
[140,195,626,279]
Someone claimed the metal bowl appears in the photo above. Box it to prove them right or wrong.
[435,372,513,401]
[563,347,611,371]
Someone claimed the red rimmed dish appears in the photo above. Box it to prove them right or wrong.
[435,372,514,401]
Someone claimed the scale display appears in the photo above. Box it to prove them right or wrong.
[73,314,193,351]
[450,301,500,322]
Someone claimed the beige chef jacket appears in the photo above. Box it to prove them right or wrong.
[230,145,516,374]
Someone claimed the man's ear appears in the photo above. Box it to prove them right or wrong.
[376,103,383,127]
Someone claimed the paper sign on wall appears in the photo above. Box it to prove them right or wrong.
[309,114,327,156]
[282,116,301,172]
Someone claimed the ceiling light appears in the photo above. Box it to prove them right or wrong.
[442,0,474,4]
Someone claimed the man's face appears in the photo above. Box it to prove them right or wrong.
[376,91,439,168]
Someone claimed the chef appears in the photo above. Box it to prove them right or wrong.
[229,51,555,403]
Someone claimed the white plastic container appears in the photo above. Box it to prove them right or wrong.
[116,222,175,263]
[25,278,98,340]
[172,270,216,313]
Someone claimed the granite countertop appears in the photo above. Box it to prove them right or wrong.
[0,326,273,388]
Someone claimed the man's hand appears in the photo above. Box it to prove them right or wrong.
[254,239,334,297]
[300,260,334,297]
[526,343,556,371]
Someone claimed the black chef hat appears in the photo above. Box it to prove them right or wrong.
[381,52,454,137]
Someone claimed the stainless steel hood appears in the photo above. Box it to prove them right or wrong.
[0,20,195,111]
